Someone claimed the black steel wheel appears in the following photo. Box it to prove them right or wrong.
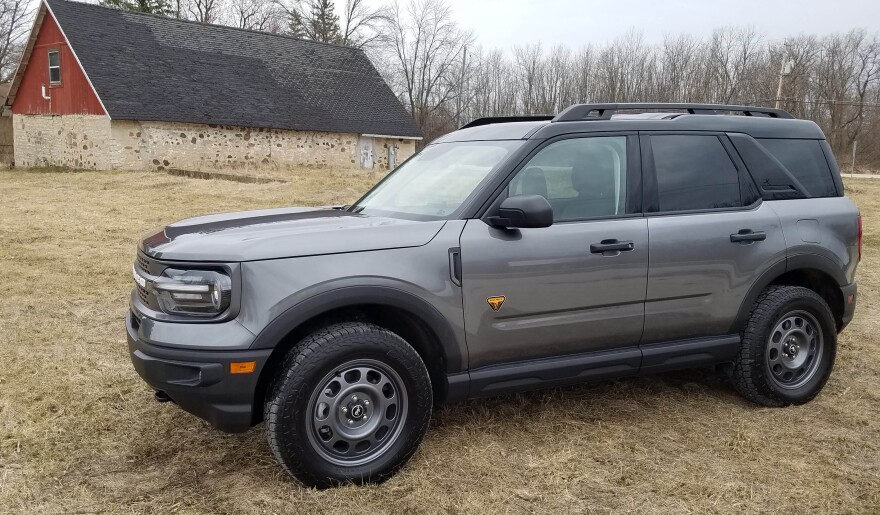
[730,286,837,406]
[265,322,432,488]
[765,310,825,389]
[306,359,408,466]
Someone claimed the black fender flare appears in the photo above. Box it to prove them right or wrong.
[730,253,847,333]
[248,285,467,374]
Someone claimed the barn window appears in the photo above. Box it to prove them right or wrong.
[48,50,61,84]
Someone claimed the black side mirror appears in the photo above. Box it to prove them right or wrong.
[487,194,553,229]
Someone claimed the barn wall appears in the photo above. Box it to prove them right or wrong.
[110,121,417,172]
[10,12,105,116]
[0,116,14,166]
[373,138,418,170]
[11,115,418,171]
[12,114,112,169]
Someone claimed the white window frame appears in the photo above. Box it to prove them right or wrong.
[48,50,61,85]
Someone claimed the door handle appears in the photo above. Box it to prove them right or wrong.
[730,230,766,243]
[590,239,635,253]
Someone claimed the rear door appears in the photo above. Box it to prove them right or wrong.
[641,132,787,343]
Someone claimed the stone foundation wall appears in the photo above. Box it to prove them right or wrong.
[373,137,418,170]
[12,114,113,169]
[112,121,366,172]
[12,115,419,172]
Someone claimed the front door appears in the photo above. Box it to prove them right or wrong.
[460,134,648,372]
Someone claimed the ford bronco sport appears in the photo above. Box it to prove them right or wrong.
[127,103,860,487]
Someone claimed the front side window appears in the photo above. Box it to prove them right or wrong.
[508,136,628,221]
[48,50,61,84]
[351,140,523,220]
[651,135,741,211]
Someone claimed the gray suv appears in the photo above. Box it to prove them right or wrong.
[127,103,860,487]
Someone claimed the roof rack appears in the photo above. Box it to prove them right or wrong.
[461,115,554,130]
[552,103,795,121]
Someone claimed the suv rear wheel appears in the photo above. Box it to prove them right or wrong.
[264,322,432,487]
[730,286,837,406]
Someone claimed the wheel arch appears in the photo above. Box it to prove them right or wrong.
[732,255,847,334]
[249,286,465,424]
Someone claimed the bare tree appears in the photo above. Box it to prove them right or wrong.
[381,0,474,140]
[229,0,283,30]
[0,0,31,81]
[339,0,387,48]
[185,0,223,23]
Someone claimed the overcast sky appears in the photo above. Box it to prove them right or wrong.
[429,0,880,49]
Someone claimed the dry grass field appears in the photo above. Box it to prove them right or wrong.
[1,168,878,514]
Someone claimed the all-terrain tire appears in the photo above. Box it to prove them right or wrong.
[264,322,432,488]
[730,286,837,407]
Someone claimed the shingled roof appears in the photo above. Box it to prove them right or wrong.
[13,0,422,138]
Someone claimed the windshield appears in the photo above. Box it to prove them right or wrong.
[351,140,524,220]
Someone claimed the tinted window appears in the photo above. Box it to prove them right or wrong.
[758,139,837,197]
[509,136,627,221]
[651,135,741,211]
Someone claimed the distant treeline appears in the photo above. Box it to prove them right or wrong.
[2,0,878,167]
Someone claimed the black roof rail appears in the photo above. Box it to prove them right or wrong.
[552,103,795,122]
[461,115,554,129]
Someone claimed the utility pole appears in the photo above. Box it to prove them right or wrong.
[775,41,792,109]
[456,46,467,128]
[852,140,858,174]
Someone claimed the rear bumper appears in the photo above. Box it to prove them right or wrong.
[840,282,857,330]
[126,310,271,433]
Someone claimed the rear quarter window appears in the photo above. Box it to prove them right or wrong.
[757,139,837,197]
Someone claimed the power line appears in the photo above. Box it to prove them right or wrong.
[758,98,880,108]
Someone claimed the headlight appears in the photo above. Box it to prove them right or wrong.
[152,268,232,316]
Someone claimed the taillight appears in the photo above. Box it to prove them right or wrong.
[857,214,863,262]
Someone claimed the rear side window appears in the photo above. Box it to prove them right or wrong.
[757,139,837,197]
[650,135,742,211]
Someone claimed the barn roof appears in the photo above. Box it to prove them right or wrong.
[7,0,422,138]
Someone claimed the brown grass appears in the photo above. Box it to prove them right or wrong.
[1,168,878,514]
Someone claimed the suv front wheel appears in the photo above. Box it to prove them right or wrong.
[731,286,837,406]
[265,322,433,488]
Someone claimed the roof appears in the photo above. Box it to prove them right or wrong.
[8,0,422,138]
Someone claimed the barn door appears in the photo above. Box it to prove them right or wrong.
[358,136,375,169]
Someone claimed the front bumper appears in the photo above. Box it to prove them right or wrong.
[126,310,272,432]
[841,282,857,330]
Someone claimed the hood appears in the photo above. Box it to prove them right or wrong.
[140,207,446,262]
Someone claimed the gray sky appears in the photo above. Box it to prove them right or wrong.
[435,0,880,48]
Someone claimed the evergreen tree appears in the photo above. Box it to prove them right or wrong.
[101,0,174,16]
[286,0,341,44]
[287,9,307,38]
[308,0,340,44]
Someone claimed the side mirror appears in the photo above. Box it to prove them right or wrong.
[487,194,553,229]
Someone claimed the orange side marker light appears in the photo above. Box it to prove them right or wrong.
[230,361,256,374]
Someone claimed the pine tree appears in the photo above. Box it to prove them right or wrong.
[101,0,174,16]
[311,0,341,43]
[291,0,340,44]
[287,9,307,38]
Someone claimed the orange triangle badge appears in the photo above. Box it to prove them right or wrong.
[487,296,505,312]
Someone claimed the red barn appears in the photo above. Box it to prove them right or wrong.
[4,0,421,171]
